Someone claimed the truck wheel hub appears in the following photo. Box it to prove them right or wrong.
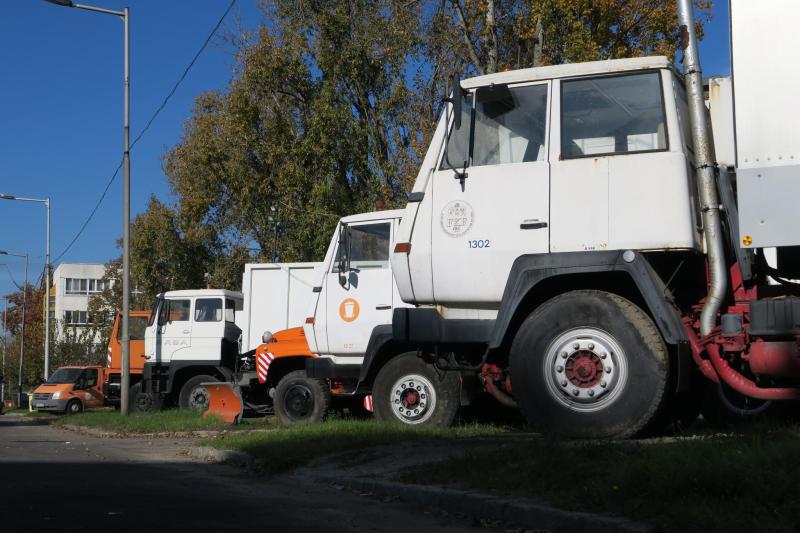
[544,327,627,412]
[391,374,436,424]
[284,384,314,419]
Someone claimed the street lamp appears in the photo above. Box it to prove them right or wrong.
[2,294,8,404]
[45,0,132,415]
[0,194,51,379]
[1,251,28,408]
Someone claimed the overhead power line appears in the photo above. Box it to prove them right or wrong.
[53,0,237,263]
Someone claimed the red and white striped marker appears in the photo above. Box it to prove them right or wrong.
[363,394,374,413]
[107,347,112,368]
[256,351,275,384]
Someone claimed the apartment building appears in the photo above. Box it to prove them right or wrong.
[52,262,109,344]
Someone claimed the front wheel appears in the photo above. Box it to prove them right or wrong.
[372,352,461,427]
[510,290,669,439]
[178,375,219,412]
[65,399,83,415]
[274,370,331,425]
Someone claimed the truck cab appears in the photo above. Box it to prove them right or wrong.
[103,310,151,405]
[32,366,106,414]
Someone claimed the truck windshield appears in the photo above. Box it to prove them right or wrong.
[46,368,83,385]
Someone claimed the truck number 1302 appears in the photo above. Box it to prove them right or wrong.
[468,239,491,249]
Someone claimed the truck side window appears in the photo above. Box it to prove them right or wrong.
[194,298,222,322]
[159,299,190,325]
[561,72,667,158]
[473,83,548,166]
[334,222,391,271]
[225,299,236,323]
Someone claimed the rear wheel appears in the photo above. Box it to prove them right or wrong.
[178,375,219,412]
[510,290,669,439]
[130,382,162,412]
[274,370,331,425]
[65,399,83,415]
[372,352,461,427]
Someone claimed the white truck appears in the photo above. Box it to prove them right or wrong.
[305,0,800,436]
[134,263,319,411]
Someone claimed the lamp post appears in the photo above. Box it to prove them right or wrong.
[2,295,7,403]
[45,0,132,415]
[1,252,28,407]
[0,194,51,380]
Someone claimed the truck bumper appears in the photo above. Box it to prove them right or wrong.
[32,399,69,412]
[306,358,360,380]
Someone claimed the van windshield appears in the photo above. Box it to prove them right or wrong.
[46,368,83,385]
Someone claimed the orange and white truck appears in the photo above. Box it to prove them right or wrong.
[31,365,107,414]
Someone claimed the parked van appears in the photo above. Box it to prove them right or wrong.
[31,366,107,414]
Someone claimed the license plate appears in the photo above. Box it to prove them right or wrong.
[34,402,44,408]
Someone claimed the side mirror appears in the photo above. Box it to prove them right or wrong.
[337,223,350,287]
[338,272,348,288]
[451,74,462,131]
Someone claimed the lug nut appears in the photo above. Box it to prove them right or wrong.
[573,343,580,350]
[600,380,607,388]
[605,366,612,373]
[588,343,595,350]
[588,390,595,397]
[572,388,580,396]
[601,352,607,359]
[561,351,568,359]
[556,365,564,373]
[560,380,568,387]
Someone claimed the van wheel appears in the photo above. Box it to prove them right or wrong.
[510,290,668,439]
[66,399,83,415]
[179,375,218,412]
[274,371,331,425]
[372,352,461,427]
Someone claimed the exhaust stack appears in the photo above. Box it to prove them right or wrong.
[677,0,727,336]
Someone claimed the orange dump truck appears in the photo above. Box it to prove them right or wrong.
[103,310,151,405]
[31,365,107,414]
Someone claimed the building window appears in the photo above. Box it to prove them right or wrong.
[64,310,89,326]
[65,278,106,295]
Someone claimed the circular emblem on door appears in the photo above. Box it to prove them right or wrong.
[339,298,360,322]
[440,200,474,237]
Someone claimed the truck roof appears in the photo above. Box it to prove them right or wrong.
[461,56,672,89]
[159,289,243,300]
[341,209,404,224]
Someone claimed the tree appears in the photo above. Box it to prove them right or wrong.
[164,0,423,263]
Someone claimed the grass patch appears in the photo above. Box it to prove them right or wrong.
[399,428,800,533]
[200,419,508,474]
[50,409,276,434]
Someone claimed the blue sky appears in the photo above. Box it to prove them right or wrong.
[0,0,731,298]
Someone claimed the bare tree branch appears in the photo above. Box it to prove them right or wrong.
[449,0,485,75]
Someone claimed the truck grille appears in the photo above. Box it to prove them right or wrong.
[33,393,52,401]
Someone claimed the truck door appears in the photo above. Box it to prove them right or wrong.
[78,368,104,408]
[155,298,192,363]
[431,81,551,303]
[189,297,225,362]
[324,220,395,358]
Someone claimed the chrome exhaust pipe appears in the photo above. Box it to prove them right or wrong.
[677,0,727,336]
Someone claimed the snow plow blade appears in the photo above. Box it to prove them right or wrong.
[202,383,244,424]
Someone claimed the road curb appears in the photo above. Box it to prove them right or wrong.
[58,424,229,439]
[188,446,657,533]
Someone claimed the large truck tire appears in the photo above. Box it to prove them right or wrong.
[510,290,669,439]
[274,370,331,425]
[372,352,460,427]
[178,375,219,412]
[130,382,162,412]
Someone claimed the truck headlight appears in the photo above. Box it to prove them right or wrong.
[262,331,273,344]
[51,391,61,400]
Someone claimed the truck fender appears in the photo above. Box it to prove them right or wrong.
[489,250,687,349]
[358,325,397,384]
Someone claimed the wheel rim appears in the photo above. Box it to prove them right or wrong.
[543,327,627,413]
[69,402,80,413]
[188,386,210,411]
[284,384,314,420]
[389,373,436,425]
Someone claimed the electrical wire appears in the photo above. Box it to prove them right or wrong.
[53,0,237,263]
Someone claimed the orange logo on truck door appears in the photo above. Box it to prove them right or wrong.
[339,298,360,322]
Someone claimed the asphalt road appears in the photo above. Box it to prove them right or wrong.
[0,415,488,532]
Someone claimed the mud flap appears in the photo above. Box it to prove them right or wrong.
[202,383,244,424]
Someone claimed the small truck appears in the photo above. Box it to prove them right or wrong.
[103,310,151,406]
[31,365,107,414]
